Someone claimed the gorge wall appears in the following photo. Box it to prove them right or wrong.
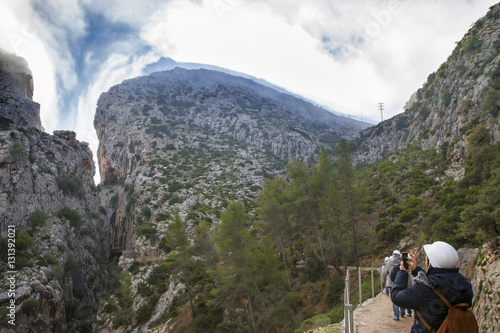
[352,4,500,168]
[0,49,109,332]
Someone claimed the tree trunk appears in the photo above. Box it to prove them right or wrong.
[186,281,195,318]
[247,292,258,333]
[311,211,331,281]
[326,220,342,275]
[277,222,291,290]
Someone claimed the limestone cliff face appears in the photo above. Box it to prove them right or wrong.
[95,68,370,187]
[0,49,43,131]
[0,52,109,332]
[352,4,500,168]
[94,68,371,250]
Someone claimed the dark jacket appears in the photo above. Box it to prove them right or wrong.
[391,266,473,333]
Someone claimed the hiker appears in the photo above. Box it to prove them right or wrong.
[391,241,476,332]
[381,256,390,295]
[302,252,306,264]
[381,250,402,320]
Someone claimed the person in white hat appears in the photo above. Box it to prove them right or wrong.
[390,241,474,332]
[380,256,390,295]
[381,250,402,320]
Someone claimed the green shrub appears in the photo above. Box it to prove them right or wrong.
[399,208,419,223]
[65,257,79,272]
[295,313,331,333]
[116,276,133,308]
[113,308,134,328]
[0,306,9,327]
[11,142,25,159]
[303,254,325,282]
[156,211,171,221]
[168,181,183,193]
[137,282,153,297]
[103,301,118,314]
[58,207,83,230]
[128,261,142,275]
[379,223,406,242]
[110,193,119,208]
[135,223,157,239]
[441,91,452,107]
[27,210,49,228]
[21,299,39,315]
[168,195,182,205]
[135,303,154,323]
[57,174,83,197]
[147,261,171,285]
[462,35,482,53]
[482,87,500,116]
[326,274,345,306]
[16,231,33,251]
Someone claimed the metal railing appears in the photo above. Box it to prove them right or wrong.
[344,267,381,333]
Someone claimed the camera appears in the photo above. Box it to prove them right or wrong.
[402,252,409,269]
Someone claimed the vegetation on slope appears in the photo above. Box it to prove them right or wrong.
[97,131,499,332]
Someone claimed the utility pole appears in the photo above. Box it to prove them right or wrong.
[378,103,384,122]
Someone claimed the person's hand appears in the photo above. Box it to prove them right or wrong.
[407,253,417,271]
[400,253,417,272]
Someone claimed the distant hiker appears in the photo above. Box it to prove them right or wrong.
[391,241,478,333]
[302,252,306,264]
[381,250,402,320]
[381,256,390,295]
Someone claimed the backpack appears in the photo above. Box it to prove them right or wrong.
[416,289,478,333]
[390,266,400,282]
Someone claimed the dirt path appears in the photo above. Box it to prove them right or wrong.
[352,292,414,333]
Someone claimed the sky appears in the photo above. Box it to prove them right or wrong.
[0,0,497,183]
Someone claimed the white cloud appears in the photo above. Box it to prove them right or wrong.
[74,51,160,183]
[1,0,498,184]
[142,0,497,122]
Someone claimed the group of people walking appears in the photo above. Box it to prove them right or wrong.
[380,241,478,333]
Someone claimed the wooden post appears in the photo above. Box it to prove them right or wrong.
[358,267,362,306]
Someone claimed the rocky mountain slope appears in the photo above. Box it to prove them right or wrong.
[0,50,109,332]
[352,4,500,167]
[1,5,500,332]
[94,68,371,249]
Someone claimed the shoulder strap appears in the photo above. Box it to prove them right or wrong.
[433,289,471,309]
[432,289,452,308]
[416,310,436,333]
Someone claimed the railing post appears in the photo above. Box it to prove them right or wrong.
[345,268,350,304]
[358,267,362,306]
[380,265,384,292]
[371,268,375,299]
[345,304,354,333]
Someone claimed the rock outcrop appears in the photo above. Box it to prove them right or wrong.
[0,49,43,131]
[0,51,109,332]
[352,4,500,168]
